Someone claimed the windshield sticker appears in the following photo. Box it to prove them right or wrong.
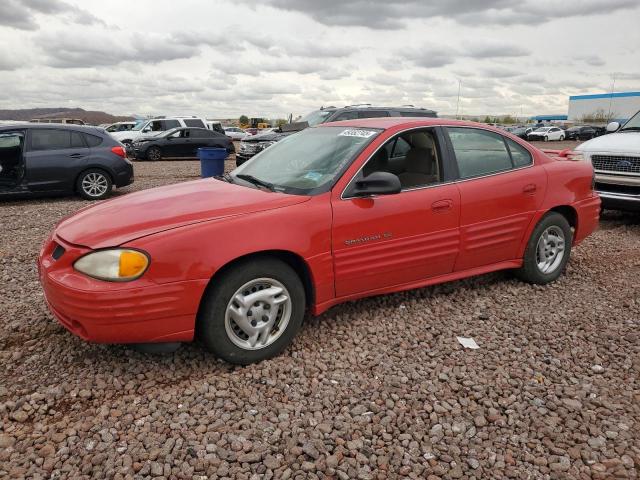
[339,129,377,138]
[303,171,323,181]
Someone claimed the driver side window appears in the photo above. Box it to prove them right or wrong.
[361,129,442,190]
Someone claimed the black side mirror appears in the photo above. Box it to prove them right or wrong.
[348,171,401,197]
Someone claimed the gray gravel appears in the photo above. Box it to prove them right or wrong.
[1,155,639,479]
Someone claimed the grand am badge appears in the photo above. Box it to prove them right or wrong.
[344,232,392,246]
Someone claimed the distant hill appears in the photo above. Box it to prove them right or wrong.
[0,108,134,125]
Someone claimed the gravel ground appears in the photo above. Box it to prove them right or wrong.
[1,151,639,480]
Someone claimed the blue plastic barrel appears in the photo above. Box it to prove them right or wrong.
[198,148,228,177]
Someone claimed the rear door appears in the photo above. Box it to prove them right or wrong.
[0,131,26,189]
[445,127,546,271]
[24,128,89,192]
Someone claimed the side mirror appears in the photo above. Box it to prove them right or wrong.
[606,121,620,133]
[348,171,401,197]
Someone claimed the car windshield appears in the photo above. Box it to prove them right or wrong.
[299,109,335,126]
[132,120,147,131]
[231,126,380,195]
[620,111,640,131]
[162,128,181,138]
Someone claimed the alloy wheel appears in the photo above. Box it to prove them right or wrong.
[81,172,108,198]
[535,226,566,274]
[224,278,292,350]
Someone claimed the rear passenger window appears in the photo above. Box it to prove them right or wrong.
[184,119,205,128]
[333,111,358,121]
[30,129,71,151]
[358,110,389,118]
[506,138,532,167]
[447,128,512,179]
[70,132,86,148]
[83,133,103,147]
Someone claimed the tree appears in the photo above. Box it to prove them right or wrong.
[483,116,492,124]
[274,118,288,127]
[239,115,249,125]
[581,109,614,124]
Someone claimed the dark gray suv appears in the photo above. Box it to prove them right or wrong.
[236,105,438,166]
[0,124,134,200]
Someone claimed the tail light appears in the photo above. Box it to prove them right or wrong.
[111,146,126,158]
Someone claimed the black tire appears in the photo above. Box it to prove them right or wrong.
[147,146,162,161]
[515,212,572,284]
[559,135,565,141]
[544,136,549,142]
[76,169,113,200]
[197,258,306,365]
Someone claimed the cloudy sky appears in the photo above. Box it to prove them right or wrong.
[1,0,639,119]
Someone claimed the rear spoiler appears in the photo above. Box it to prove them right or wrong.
[541,149,584,161]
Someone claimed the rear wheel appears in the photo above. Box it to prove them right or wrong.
[147,146,162,161]
[515,212,572,284]
[76,169,112,200]
[197,258,306,365]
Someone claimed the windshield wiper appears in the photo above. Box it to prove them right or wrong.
[236,174,276,191]
[620,126,640,132]
[222,172,235,183]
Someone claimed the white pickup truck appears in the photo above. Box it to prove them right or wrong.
[576,110,640,211]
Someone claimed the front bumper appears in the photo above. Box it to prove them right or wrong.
[38,234,207,344]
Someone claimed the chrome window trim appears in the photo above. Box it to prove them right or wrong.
[340,124,535,201]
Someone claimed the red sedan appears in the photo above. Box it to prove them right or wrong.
[39,118,600,364]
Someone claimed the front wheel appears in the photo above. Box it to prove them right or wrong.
[559,135,565,141]
[76,169,113,200]
[146,146,162,161]
[544,136,549,142]
[197,258,306,365]
[515,212,572,284]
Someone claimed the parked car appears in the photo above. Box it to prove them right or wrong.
[110,116,208,145]
[0,124,133,200]
[565,125,604,141]
[236,105,438,166]
[527,126,565,141]
[207,121,225,135]
[244,128,260,136]
[575,110,640,211]
[511,126,537,139]
[129,127,234,161]
[39,118,600,364]
[223,126,248,141]
[104,121,137,133]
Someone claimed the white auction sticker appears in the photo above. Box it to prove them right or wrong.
[339,129,377,138]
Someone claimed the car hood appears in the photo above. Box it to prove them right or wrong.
[243,131,292,142]
[576,131,640,154]
[55,179,311,249]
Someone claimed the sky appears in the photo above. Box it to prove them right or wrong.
[1,0,639,120]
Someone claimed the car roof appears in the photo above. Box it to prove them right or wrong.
[0,123,107,134]
[316,117,494,130]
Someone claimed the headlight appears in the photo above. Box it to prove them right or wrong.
[74,249,150,282]
[258,141,276,150]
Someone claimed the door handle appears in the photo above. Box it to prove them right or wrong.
[69,153,85,159]
[431,199,453,213]
[523,184,537,195]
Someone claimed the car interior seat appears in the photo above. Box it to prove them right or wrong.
[397,148,439,188]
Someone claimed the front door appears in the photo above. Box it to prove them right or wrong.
[331,128,461,297]
[444,127,547,271]
[24,128,90,192]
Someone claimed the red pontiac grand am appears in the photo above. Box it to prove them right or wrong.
[39,118,600,364]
